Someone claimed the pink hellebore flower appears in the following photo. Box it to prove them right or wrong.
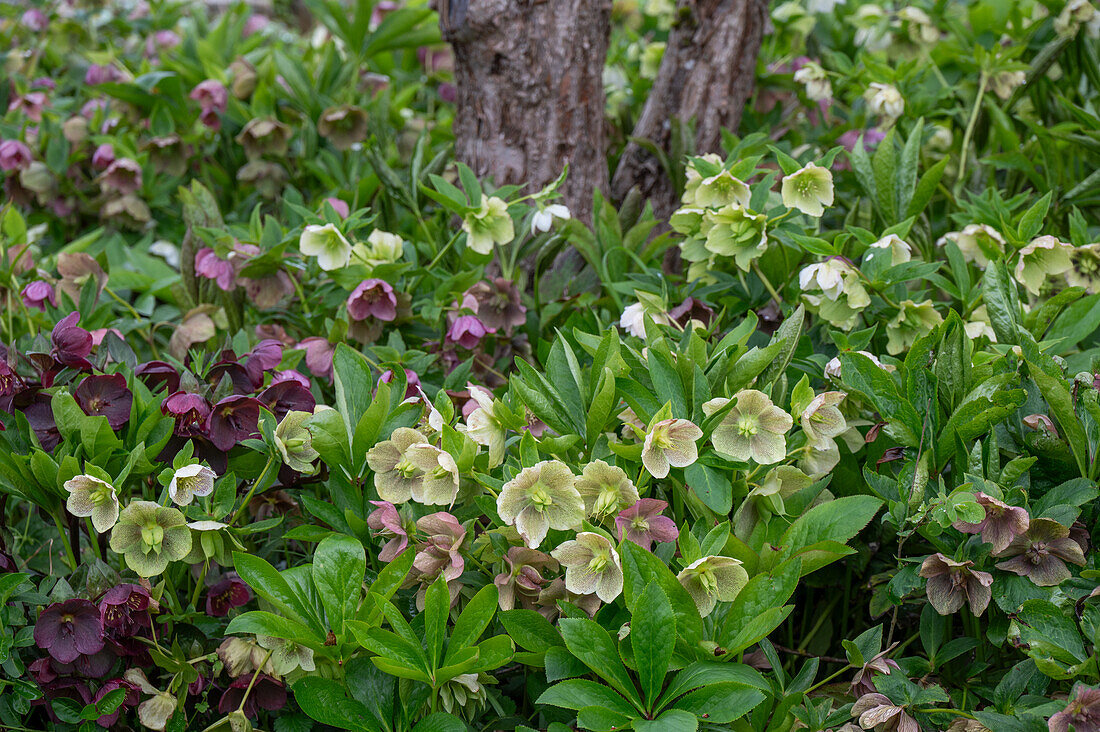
[919,553,993,616]
[367,501,409,562]
[952,491,1029,554]
[447,314,488,349]
[9,92,47,122]
[21,8,48,32]
[91,144,115,171]
[299,337,335,379]
[85,65,121,86]
[347,279,397,321]
[324,197,350,218]
[1049,685,1100,732]
[195,248,236,291]
[22,281,56,311]
[100,158,143,195]
[0,140,33,172]
[413,512,466,582]
[615,498,679,550]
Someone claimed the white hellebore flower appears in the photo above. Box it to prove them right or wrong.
[168,464,217,506]
[793,62,832,101]
[531,204,571,233]
[1014,235,1073,296]
[781,163,834,217]
[619,301,670,338]
[867,234,913,266]
[299,223,352,271]
[64,475,120,533]
[865,82,904,121]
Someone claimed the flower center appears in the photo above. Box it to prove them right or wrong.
[530,484,553,510]
[395,458,419,479]
[593,487,619,516]
[141,523,164,550]
[737,416,758,437]
[631,516,650,532]
[90,484,112,505]
[695,565,719,596]
[587,550,609,573]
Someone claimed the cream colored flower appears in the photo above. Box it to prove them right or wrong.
[366,427,431,503]
[706,390,793,465]
[167,464,216,507]
[937,224,1005,267]
[865,82,904,121]
[551,532,624,603]
[464,385,506,467]
[404,444,460,506]
[867,234,912,266]
[793,61,832,101]
[692,169,751,208]
[781,163,834,217]
[64,475,119,533]
[463,197,515,255]
[641,418,702,478]
[1014,235,1073,295]
[497,460,584,548]
[801,392,847,447]
[575,460,639,518]
[886,299,943,355]
[299,223,351,271]
[677,556,748,616]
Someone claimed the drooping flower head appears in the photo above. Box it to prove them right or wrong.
[691,169,751,208]
[642,417,702,478]
[299,223,352,271]
[317,104,369,150]
[367,500,409,561]
[235,117,292,158]
[919,553,993,615]
[99,584,152,637]
[494,547,559,611]
[404,444,460,506]
[274,410,320,475]
[462,197,515,255]
[465,384,506,467]
[952,492,1028,554]
[864,82,904,121]
[206,576,251,617]
[0,139,33,172]
[867,234,912,266]
[347,278,397,321]
[677,556,748,617]
[800,391,846,447]
[781,163,834,217]
[995,518,1086,586]
[702,204,769,271]
[497,460,584,548]
[162,392,212,438]
[52,312,94,370]
[413,512,467,582]
[851,692,919,732]
[799,259,871,330]
[885,300,943,356]
[615,498,679,550]
[168,464,216,506]
[575,460,639,518]
[1049,684,1100,732]
[74,374,133,429]
[1015,235,1073,296]
[733,465,812,538]
[367,427,431,503]
[109,501,192,577]
[34,599,105,664]
[64,475,119,533]
[205,395,263,451]
[22,281,56,311]
[551,532,624,603]
[707,390,792,465]
[937,224,1005,267]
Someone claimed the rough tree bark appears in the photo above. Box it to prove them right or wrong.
[438,0,612,223]
[612,0,769,218]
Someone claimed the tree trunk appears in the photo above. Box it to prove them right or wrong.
[439,0,612,223]
[612,0,768,218]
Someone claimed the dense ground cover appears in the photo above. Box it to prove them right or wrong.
[3,0,1100,730]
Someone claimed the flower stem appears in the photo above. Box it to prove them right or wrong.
[751,262,783,305]
[51,512,78,571]
[237,648,276,714]
[190,560,210,611]
[230,455,276,527]
[954,73,987,194]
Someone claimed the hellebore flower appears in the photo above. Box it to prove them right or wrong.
[347,278,397,321]
[919,553,993,615]
[368,500,409,561]
[793,61,832,101]
[850,648,901,697]
[551,532,624,603]
[168,464,216,506]
[218,637,270,677]
[799,259,871,330]
[642,418,702,478]
[317,104,369,150]
[236,117,292,158]
[677,556,748,617]
[465,384,506,467]
[620,300,670,338]
[99,584,152,637]
[74,374,133,429]
[615,498,679,550]
[1015,235,1073,296]
[867,234,912,266]
[463,197,515,255]
[190,80,228,129]
[707,390,792,464]
[1049,685,1100,732]
[34,599,105,664]
[64,474,119,533]
[0,139,33,172]
[531,203,571,233]
[162,391,212,437]
[952,492,1029,554]
[300,337,335,379]
[194,248,236,290]
[219,675,286,719]
[205,395,263,451]
[1067,243,1100,294]
[886,300,943,356]
[109,501,192,577]
[702,204,768,271]
[52,312,94,370]
[692,168,752,208]
[413,512,467,582]
[937,224,1006,267]
[258,635,315,675]
[91,144,115,171]
[575,459,639,518]
[864,82,904,121]
[995,518,1086,586]
[367,427,432,504]
[447,314,489,349]
[495,547,558,611]
[497,460,584,549]
[99,158,143,195]
[299,223,352,271]
[801,391,846,447]
[358,229,403,267]
[466,278,526,332]
[404,444,460,505]
[22,281,56,311]
[851,692,919,732]
[206,576,251,617]
[781,163,834,217]
[734,465,812,539]
[274,410,320,475]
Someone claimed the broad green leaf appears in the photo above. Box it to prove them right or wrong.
[559,618,642,710]
[633,582,676,709]
[312,534,365,638]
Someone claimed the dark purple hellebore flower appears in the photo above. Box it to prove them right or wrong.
[347,279,397,321]
[218,674,286,718]
[94,678,140,728]
[34,599,105,664]
[272,370,310,388]
[135,361,180,394]
[206,396,263,451]
[258,381,315,420]
[162,391,212,438]
[74,374,133,429]
[0,360,26,412]
[206,577,251,617]
[99,584,152,637]
[244,339,283,385]
[22,281,57,312]
[52,312,94,370]
[207,356,257,394]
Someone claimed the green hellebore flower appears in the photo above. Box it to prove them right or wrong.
[366,427,430,503]
[258,634,315,675]
[781,163,834,217]
[681,153,725,204]
[886,299,944,355]
[275,410,320,475]
[299,223,352,271]
[109,501,192,577]
[677,555,748,617]
[702,204,768,271]
[64,475,119,533]
[1015,235,1073,296]
[705,390,792,465]
[1066,243,1100,294]
[403,443,460,506]
[497,460,584,549]
[575,460,639,518]
[733,465,813,540]
[463,197,515,255]
[937,224,1005,267]
[641,418,702,478]
[692,169,751,209]
[800,391,847,448]
[550,531,624,603]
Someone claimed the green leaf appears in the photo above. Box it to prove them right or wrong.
[423,576,450,670]
[312,534,365,638]
[778,496,882,572]
[292,677,378,731]
[633,582,676,709]
[669,682,765,724]
[500,609,564,653]
[982,262,1023,345]
[559,618,642,710]
[837,353,921,446]
[446,584,498,663]
[620,541,705,650]
[536,680,636,716]
[233,552,321,634]
[1026,359,1089,479]
[332,344,375,440]
[634,710,698,732]
[684,462,732,514]
[1017,191,1052,241]
[226,611,325,646]
[759,305,805,387]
